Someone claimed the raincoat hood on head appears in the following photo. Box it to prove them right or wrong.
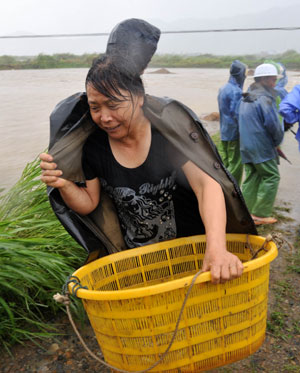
[106,18,161,76]
[229,60,247,88]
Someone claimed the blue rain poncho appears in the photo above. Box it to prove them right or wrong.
[279,84,300,149]
[239,83,284,164]
[218,60,247,141]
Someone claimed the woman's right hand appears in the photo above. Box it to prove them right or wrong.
[40,153,100,214]
[39,153,69,189]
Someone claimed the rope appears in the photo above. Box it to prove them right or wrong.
[54,269,204,373]
[247,232,295,261]
[250,234,271,260]
[63,276,88,297]
[269,232,295,254]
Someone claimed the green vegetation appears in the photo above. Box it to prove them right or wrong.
[1,49,300,70]
[288,233,300,274]
[0,53,99,70]
[211,132,221,149]
[0,157,86,352]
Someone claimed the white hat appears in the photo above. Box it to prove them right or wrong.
[254,63,278,78]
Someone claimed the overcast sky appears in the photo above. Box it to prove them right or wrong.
[1,0,299,34]
[0,0,299,55]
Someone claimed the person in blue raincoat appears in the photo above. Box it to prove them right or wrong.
[264,60,289,101]
[239,63,284,225]
[279,84,300,150]
[217,60,247,185]
[275,62,288,100]
[264,60,288,127]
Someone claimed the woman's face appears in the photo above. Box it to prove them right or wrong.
[86,84,144,140]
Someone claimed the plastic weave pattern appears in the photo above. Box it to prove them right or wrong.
[68,234,277,372]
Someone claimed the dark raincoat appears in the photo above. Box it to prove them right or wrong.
[48,93,257,263]
[46,18,256,264]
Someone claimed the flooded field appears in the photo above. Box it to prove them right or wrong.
[0,67,300,192]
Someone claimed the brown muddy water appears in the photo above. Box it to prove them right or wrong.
[1,67,300,220]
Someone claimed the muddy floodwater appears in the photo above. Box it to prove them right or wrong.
[1,67,300,220]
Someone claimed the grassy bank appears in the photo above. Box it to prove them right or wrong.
[1,49,300,70]
[0,158,86,352]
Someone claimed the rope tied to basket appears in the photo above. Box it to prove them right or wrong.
[63,275,88,297]
[247,232,294,260]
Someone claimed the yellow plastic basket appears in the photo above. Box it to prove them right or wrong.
[68,234,277,372]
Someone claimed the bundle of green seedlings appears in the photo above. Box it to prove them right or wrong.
[0,157,86,352]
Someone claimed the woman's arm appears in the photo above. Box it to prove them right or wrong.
[40,152,100,215]
[182,160,243,284]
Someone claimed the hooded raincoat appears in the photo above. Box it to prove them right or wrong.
[279,84,300,150]
[218,60,246,141]
[239,82,284,164]
[45,19,256,264]
[47,93,257,263]
[217,60,246,185]
[106,18,160,76]
[239,82,284,217]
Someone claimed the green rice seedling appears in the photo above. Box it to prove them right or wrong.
[0,157,87,350]
[211,131,221,148]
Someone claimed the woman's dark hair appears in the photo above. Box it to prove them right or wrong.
[85,54,145,103]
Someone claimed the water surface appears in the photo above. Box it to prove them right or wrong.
[1,67,299,192]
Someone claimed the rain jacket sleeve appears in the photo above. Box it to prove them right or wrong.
[230,89,242,122]
[260,96,284,147]
[218,82,242,141]
[279,85,300,149]
[279,85,300,125]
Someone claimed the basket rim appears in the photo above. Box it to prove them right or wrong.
[69,234,277,300]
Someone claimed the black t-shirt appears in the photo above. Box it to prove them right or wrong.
[82,126,205,248]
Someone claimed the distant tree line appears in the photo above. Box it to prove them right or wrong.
[0,53,99,70]
[1,50,300,70]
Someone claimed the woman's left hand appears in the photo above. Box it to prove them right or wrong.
[201,249,244,284]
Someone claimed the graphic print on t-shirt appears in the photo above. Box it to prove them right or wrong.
[100,171,177,248]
